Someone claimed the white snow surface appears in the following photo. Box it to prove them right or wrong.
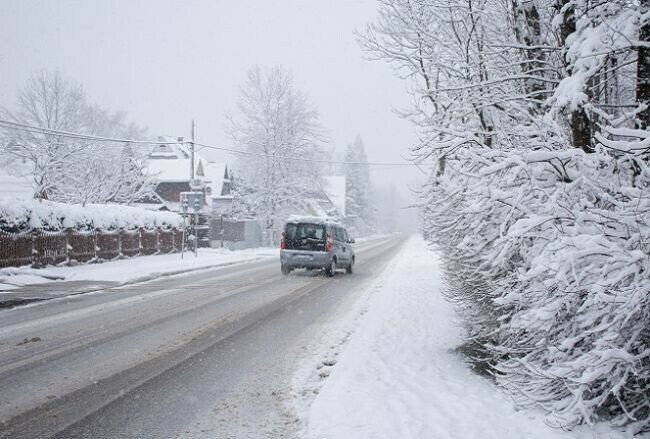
[299,235,630,439]
[0,247,278,291]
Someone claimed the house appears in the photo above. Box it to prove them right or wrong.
[137,138,232,213]
[322,176,346,217]
[287,175,347,220]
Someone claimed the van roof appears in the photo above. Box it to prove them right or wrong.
[285,215,344,228]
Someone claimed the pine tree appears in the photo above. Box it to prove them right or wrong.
[344,136,374,233]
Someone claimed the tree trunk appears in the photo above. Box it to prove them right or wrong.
[571,110,592,153]
[512,0,545,115]
[637,0,650,129]
[556,0,593,152]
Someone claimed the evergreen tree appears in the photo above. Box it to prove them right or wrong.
[344,136,374,233]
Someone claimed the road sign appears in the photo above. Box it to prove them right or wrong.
[180,191,204,214]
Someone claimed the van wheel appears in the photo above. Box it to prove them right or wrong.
[326,259,336,277]
[281,265,291,275]
[346,258,354,274]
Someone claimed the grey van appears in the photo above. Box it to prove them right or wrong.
[280,217,355,276]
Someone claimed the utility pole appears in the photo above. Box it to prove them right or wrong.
[189,119,199,257]
[190,119,195,180]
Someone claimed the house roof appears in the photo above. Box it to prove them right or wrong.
[148,138,229,191]
[148,159,194,183]
[201,162,229,199]
[149,138,191,160]
[322,176,346,217]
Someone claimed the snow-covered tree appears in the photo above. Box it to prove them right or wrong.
[228,66,327,237]
[0,70,88,199]
[344,136,375,234]
[362,0,650,432]
[0,70,154,205]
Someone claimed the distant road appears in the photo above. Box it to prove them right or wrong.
[0,235,404,439]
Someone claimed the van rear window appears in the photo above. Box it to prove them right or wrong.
[285,223,325,240]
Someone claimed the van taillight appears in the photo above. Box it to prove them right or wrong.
[280,232,285,249]
[325,234,332,252]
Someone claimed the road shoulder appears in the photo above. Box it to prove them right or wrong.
[292,235,629,439]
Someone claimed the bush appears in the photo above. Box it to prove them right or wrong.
[0,199,182,233]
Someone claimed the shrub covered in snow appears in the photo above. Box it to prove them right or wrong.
[362,0,650,433]
[0,198,182,233]
[424,146,650,431]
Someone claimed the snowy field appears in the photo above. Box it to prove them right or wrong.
[0,247,278,291]
[293,236,632,439]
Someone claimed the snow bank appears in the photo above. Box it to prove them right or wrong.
[0,247,278,291]
[0,198,182,232]
[302,236,630,439]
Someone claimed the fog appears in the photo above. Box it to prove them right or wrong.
[0,0,422,231]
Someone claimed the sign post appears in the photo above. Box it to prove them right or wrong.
[180,191,204,258]
[181,196,189,259]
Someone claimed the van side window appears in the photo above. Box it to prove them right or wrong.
[342,229,349,242]
[333,227,344,242]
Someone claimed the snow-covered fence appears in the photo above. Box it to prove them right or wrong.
[0,228,184,268]
[0,199,186,267]
[0,231,32,268]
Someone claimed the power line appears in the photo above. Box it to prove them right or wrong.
[193,142,416,166]
[0,119,179,145]
[0,118,421,167]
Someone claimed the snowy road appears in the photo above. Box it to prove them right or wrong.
[0,236,404,439]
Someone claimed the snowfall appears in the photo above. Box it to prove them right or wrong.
[0,234,637,437]
[291,236,633,439]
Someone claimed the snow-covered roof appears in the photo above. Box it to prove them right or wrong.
[323,176,346,217]
[147,159,194,182]
[201,162,229,199]
[147,138,196,182]
[147,138,230,198]
[149,138,190,160]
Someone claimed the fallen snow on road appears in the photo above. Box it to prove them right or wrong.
[297,235,631,439]
[0,247,278,291]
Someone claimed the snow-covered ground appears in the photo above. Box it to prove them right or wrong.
[0,247,278,291]
[293,235,631,439]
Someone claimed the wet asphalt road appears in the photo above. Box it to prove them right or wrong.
[0,236,403,439]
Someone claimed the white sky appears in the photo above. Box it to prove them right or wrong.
[0,0,422,197]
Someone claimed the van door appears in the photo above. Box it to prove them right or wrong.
[342,228,353,258]
[332,226,349,264]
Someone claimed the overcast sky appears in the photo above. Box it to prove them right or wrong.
[0,0,422,197]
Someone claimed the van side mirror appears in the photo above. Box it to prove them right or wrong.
[347,238,355,244]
